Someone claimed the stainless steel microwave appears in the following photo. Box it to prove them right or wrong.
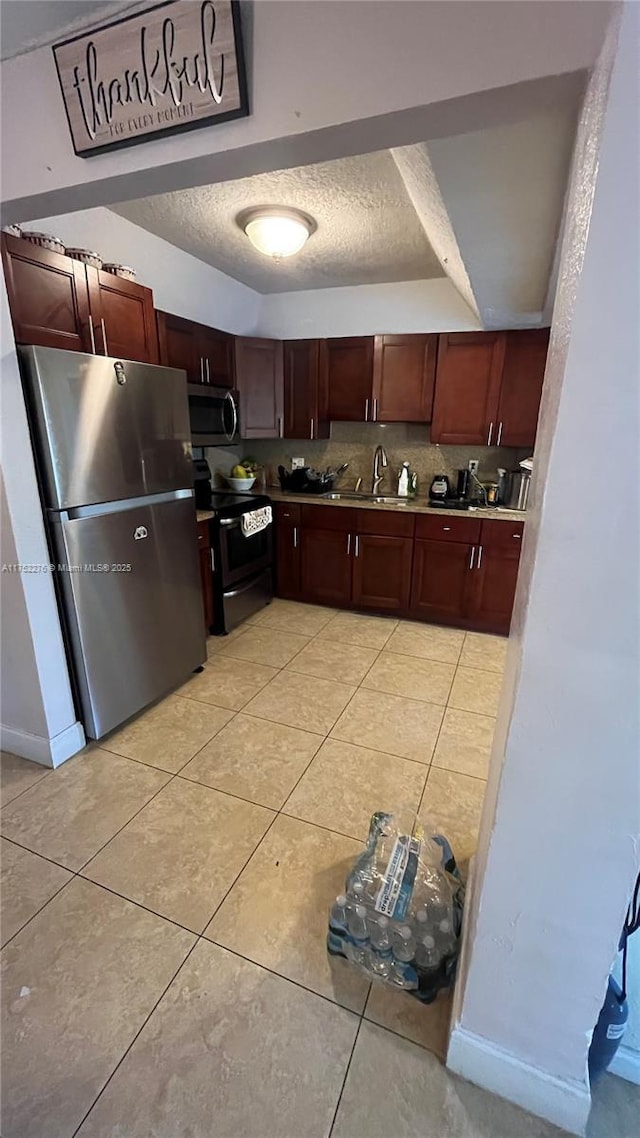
[187,384,240,446]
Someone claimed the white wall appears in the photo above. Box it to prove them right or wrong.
[1,1,613,222]
[257,277,480,338]
[0,281,85,766]
[30,208,261,336]
[448,4,639,1132]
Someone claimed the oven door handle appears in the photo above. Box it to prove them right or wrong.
[223,390,239,441]
[219,517,240,527]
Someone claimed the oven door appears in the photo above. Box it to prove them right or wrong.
[188,386,239,446]
[218,515,273,588]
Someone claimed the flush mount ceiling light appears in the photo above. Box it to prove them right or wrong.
[237,206,316,260]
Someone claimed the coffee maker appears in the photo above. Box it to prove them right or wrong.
[429,474,451,502]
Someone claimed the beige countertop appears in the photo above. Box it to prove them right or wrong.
[261,486,525,523]
[196,510,214,522]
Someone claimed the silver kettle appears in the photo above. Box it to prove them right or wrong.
[506,470,531,511]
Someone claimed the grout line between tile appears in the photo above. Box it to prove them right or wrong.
[0,769,51,810]
[327,1016,363,1138]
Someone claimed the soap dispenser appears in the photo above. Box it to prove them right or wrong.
[397,462,410,497]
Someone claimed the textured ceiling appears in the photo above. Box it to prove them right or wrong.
[0,0,138,59]
[112,152,445,294]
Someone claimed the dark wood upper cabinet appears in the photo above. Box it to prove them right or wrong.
[235,337,284,440]
[87,268,158,364]
[200,324,234,388]
[2,233,92,353]
[283,339,329,440]
[497,329,549,448]
[321,336,374,422]
[430,332,505,446]
[372,334,437,422]
[156,310,201,384]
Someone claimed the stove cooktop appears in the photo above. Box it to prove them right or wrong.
[208,491,271,518]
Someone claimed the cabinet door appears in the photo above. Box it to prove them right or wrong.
[301,527,352,606]
[372,334,437,422]
[353,533,413,612]
[88,269,159,364]
[274,506,302,599]
[409,539,474,624]
[468,544,520,635]
[283,339,328,439]
[2,234,92,352]
[430,332,504,445]
[199,325,234,388]
[157,311,201,384]
[497,329,550,448]
[321,336,374,422]
[235,337,284,439]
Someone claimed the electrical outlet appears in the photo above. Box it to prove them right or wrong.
[468,459,479,474]
[291,457,305,470]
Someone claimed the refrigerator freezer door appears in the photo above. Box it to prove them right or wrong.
[51,495,206,738]
[19,346,192,510]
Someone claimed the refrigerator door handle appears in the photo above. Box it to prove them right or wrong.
[58,488,194,521]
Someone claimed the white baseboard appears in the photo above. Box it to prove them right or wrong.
[447,1024,591,1136]
[0,720,85,767]
[608,1044,640,1085]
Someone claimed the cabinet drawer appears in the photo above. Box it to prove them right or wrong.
[301,503,357,532]
[480,519,524,547]
[197,520,211,549]
[357,508,415,538]
[415,514,482,544]
[275,502,301,525]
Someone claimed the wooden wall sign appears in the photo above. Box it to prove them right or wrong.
[53,0,248,157]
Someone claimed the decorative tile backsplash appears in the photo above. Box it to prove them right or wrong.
[231,422,528,496]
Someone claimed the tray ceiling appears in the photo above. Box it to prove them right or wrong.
[112,152,445,294]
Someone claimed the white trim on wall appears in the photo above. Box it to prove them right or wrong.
[0,719,86,768]
[608,1044,640,1086]
[447,1025,592,1136]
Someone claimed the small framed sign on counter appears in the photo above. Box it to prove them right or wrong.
[53,0,248,157]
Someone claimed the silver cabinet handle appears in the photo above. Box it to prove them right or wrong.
[487,422,493,446]
[373,398,378,421]
[200,357,204,384]
[347,533,351,555]
[89,322,96,354]
[496,421,503,446]
[310,417,314,440]
[278,416,283,438]
[443,526,451,532]
[210,548,215,571]
[513,532,521,539]
[293,526,298,549]
[364,398,369,422]
[223,390,238,441]
[477,544,483,569]
[354,535,360,557]
[101,318,108,356]
[206,358,211,384]
[469,546,475,570]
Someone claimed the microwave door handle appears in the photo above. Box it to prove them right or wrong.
[224,390,238,441]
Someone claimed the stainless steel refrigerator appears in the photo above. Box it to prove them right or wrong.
[19,345,206,740]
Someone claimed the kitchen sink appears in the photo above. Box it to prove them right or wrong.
[321,491,411,505]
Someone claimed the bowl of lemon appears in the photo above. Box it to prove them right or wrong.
[224,461,258,492]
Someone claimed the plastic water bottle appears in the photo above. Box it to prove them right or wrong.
[346,903,369,965]
[329,894,348,932]
[389,925,416,987]
[434,916,456,957]
[415,933,439,972]
[368,914,393,977]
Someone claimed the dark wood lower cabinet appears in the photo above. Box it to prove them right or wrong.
[274,505,301,599]
[197,521,214,631]
[301,528,352,606]
[353,534,413,611]
[410,539,474,624]
[274,503,521,634]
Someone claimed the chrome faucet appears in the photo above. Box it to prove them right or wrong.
[371,444,388,494]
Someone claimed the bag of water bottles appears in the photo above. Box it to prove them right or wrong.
[327,810,465,1003]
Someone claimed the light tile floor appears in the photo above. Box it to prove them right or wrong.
[1,601,636,1137]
